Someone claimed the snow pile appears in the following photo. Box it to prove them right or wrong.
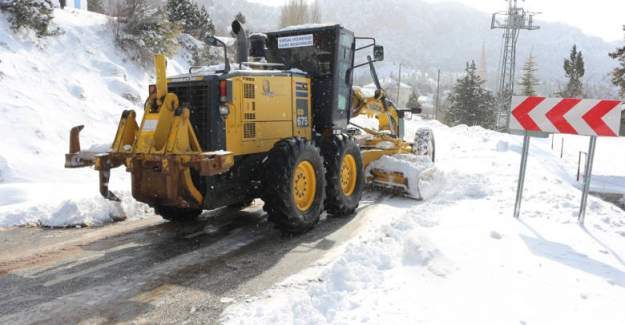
[0,9,188,227]
[0,187,153,227]
[221,119,625,324]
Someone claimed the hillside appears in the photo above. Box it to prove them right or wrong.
[0,9,189,227]
[199,0,620,93]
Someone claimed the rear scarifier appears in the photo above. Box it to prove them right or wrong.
[322,134,364,216]
[262,138,326,234]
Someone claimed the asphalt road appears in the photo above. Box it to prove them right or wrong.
[0,193,385,325]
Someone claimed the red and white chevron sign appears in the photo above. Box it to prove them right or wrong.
[509,96,624,137]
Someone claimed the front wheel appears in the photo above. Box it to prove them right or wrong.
[262,138,326,234]
[321,134,364,217]
[414,128,436,163]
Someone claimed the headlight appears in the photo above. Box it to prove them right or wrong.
[219,106,230,116]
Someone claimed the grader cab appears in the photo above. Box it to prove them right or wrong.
[65,24,440,233]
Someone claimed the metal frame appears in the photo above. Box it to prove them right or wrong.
[513,134,598,225]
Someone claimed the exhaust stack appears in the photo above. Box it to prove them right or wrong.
[231,17,248,66]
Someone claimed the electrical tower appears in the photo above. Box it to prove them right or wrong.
[491,0,539,130]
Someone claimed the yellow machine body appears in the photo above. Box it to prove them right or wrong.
[65,55,313,210]
[223,75,312,155]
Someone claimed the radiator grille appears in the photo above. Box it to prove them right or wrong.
[244,113,256,120]
[244,83,255,99]
[244,123,256,138]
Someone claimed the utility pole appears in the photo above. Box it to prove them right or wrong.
[435,69,441,121]
[396,63,402,106]
[491,0,540,131]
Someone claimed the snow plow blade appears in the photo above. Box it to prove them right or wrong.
[367,154,445,200]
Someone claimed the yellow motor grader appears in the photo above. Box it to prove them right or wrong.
[65,24,438,233]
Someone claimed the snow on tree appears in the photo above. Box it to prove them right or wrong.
[609,26,625,97]
[112,0,179,65]
[165,0,216,66]
[166,0,214,40]
[445,61,496,129]
[88,0,105,14]
[558,45,585,98]
[519,53,540,96]
[0,0,60,37]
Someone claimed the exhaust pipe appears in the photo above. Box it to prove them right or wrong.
[231,18,248,66]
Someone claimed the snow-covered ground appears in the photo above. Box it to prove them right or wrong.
[0,9,189,227]
[220,119,625,324]
[549,133,625,195]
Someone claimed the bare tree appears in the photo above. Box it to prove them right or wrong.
[279,0,310,28]
[310,0,321,24]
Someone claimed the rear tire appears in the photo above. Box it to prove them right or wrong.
[154,206,202,222]
[321,134,364,217]
[262,138,326,234]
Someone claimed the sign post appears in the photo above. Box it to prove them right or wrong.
[508,96,623,223]
[513,134,531,219]
[578,136,597,224]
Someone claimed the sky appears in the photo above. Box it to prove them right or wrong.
[250,0,625,42]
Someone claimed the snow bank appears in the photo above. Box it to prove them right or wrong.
[221,119,625,324]
[0,9,189,227]
[0,189,152,228]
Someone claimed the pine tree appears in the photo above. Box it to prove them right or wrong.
[445,61,496,128]
[113,0,180,65]
[406,88,422,110]
[1,0,59,37]
[88,0,105,14]
[519,53,539,96]
[166,0,215,40]
[559,45,585,98]
[196,5,215,40]
[609,26,625,97]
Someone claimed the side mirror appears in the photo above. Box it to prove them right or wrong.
[411,106,422,114]
[206,36,219,47]
[373,45,384,61]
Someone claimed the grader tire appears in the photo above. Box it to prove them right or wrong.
[154,206,202,222]
[321,134,364,217]
[414,128,436,163]
[262,138,326,234]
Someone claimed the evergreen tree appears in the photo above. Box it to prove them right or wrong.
[113,0,180,65]
[1,0,59,37]
[196,5,215,40]
[166,0,213,40]
[445,61,496,128]
[406,88,422,110]
[88,0,105,14]
[609,26,625,97]
[519,53,539,96]
[559,45,585,98]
